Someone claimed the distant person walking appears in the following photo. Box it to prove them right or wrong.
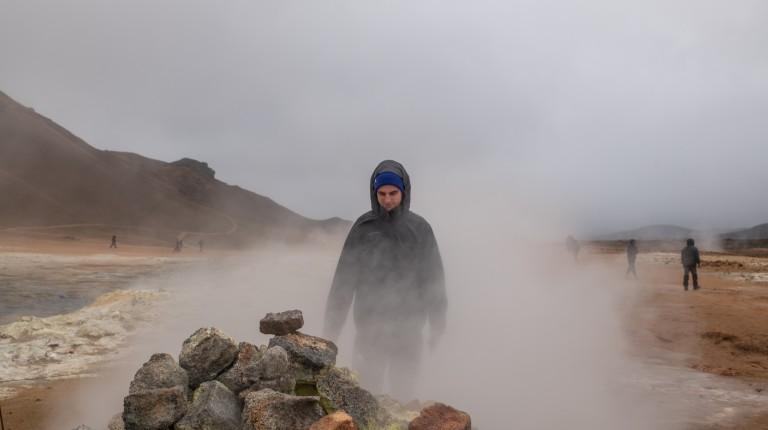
[110,235,118,249]
[566,235,580,262]
[626,239,638,278]
[681,238,701,291]
[198,239,204,252]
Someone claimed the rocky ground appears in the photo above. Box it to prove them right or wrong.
[3,239,768,428]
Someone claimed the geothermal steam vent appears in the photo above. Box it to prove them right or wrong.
[103,310,471,430]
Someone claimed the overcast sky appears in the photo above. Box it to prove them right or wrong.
[1,0,767,233]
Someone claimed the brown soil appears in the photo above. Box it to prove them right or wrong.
[611,250,768,428]
[629,256,768,380]
[0,379,82,430]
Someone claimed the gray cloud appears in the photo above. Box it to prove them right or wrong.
[2,0,767,232]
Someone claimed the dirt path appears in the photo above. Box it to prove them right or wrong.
[623,252,768,380]
[608,251,768,428]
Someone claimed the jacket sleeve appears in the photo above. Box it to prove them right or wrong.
[695,248,701,265]
[423,224,447,336]
[323,229,361,341]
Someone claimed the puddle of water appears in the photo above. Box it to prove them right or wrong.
[623,360,768,427]
[0,253,189,324]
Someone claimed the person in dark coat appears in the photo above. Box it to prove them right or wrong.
[110,235,117,249]
[323,160,446,400]
[681,238,701,290]
[626,239,638,278]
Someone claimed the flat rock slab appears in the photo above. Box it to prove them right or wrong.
[238,374,296,397]
[260,310,304,335]
[175,380,241,430]
[179,327,238,388]
[257,374,296,394]
[123,386,188,430]
[242,388,325,430]
[309,411,358,430]
[408,403,471,430]
[269,332,337,370]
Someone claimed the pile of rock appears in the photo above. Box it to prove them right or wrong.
[103,310,470,430]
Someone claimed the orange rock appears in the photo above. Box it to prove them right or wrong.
[309,411,358,430]
[409,403,471,430]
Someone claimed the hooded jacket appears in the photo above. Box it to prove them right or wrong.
[323,160,447,341]
[681,244,701,267]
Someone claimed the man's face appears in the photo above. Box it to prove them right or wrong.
[376,185,403,212]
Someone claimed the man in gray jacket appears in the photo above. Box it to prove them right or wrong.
[323,160,446,400]
[681,238,701,291]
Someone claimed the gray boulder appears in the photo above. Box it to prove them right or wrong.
[217,342,264,393]
[316,367,381,428]
[129,353,189,397]
[123,386,188,430]
[269,333,337,382]
[241,389,325,430]
[107,413,125,430]
[179,327,238,388]
[174,381,240,430]
[218,344,292,394]
[241,345,295,394]
[260,345,290,379]
[260,310,304,335]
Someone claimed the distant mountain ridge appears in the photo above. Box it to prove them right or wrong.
[596,223,768,242]
[0,90,348,246]
[723,223,768,240]
[595,224,696,241]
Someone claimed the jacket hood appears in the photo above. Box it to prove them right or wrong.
[370,160,411,215]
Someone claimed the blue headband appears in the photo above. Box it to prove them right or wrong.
[373,171,404,192]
